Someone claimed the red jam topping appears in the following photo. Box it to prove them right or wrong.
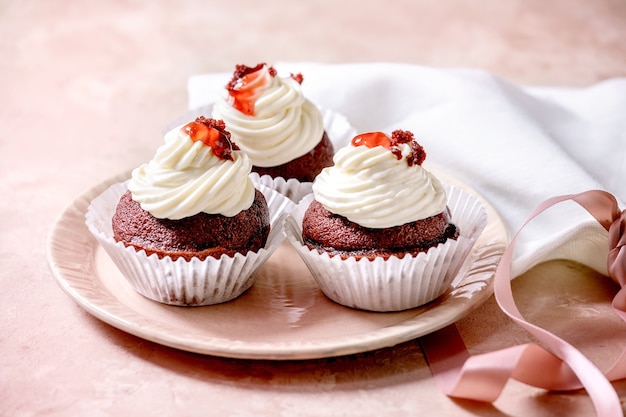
[352,132,392,149]
[226,63,276,116]
[182,117,239,161]
[351,130,426,166]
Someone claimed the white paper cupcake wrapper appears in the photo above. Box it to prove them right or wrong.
[85,180,294,306]
[283,186,488,312]
[248,173,312,204]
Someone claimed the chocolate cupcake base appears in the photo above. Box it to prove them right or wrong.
[112,189,270,261]
[302,200,459,260]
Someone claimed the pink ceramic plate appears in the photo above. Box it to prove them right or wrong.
[46,169,508,360]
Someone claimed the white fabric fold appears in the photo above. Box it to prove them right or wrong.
[188,62,626,278]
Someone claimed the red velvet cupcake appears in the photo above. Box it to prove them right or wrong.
[284,130,486,311]
[212,63,354,201]
[86,117,293,306]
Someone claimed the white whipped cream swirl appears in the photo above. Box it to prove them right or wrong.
[128,125,255,219]
[212,65,324,167]
[312,143,447,228]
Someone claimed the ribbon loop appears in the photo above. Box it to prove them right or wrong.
[421,190,626,417]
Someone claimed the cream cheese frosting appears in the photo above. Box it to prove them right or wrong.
[312,131,447,228]
[212,63,324,168]
[128,119,256,219]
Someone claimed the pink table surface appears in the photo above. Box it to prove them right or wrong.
[2,1,626,416]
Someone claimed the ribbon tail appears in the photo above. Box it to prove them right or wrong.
[421,325,585,403]
[422,325,624,416]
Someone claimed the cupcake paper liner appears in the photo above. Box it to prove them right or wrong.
[283,186,488,312]
[248,173,313,204]
[85,180,294,306]
[249,107,357,203]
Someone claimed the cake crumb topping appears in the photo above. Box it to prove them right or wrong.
[226,63,275,91]
[392,130,426,166]
[225,63,276,115]
[351,130,427,166]
[182,117,239,161]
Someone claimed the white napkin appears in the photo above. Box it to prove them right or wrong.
[187,62,626,278]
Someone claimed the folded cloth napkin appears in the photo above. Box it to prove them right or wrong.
[188,62,626,279]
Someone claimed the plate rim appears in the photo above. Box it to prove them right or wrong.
[46,169,509,360]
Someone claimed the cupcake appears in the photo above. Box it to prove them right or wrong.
[86,117,293,306]
[212,63,337,200]
[283,130,487,311]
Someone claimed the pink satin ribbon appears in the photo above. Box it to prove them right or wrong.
[421,190,626,416]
